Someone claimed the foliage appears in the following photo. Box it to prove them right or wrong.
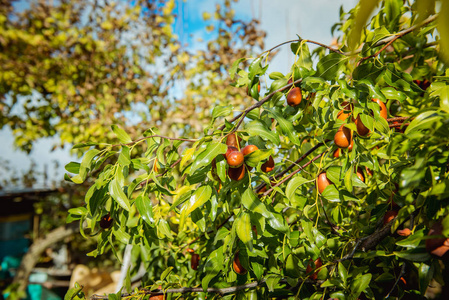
[0,0,264,154]
[66,0,449,299]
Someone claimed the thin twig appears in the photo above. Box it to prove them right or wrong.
[218,79,303,131]
[387,117,410,123]
[385,263,406,298]
[347,14,438,56]
[265,153,324,201]
[255,142,325,193]
[139,157,182,188]
[319,196,343,237]
[112,134,197,147]
[389,122,409,128]
[90,280,264,299]
[181,213,234,249]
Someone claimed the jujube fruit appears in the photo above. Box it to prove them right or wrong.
[337,102,353,121]
[287,86,302,106]
[226,133,241,148]
[425,222,449,257]
[100,213,113,229]
[225,146,239,159]
[316,172,332,194]
[383,210,398,225]
[356,168,364,182]
[261,156,275,172]
[306,258,323,280]
[334,125,352,148]
[191,253,200,270]
[241,144,258,156]
[228,164,246,181]
[227,150,244,168]
[233,252,247,275]
[372,98,388,119]
[397,228,411,237]
[354,115,370,136]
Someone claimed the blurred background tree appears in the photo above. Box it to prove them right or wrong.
[0,0,265,154]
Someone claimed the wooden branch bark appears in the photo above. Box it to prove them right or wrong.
[11,223,79,295]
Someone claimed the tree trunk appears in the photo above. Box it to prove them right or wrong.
[11,223,79,297]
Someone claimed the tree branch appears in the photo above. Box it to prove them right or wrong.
[218,79,303,131]
[90,280,265,299]
[11,223,79,295]
[112,134,197,147]
[255,142,325,193]
[266,153,323,201]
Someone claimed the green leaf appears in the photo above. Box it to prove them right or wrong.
[438,0,449,65]
[186,185,212,215]
[338,262,348,286]
[242,188,271,218]
[202,247,223,290]
[315,53,347,81]
[350,273,372,298]
[404,110,442,135]
[190,142,227,174]
[348,0,381,50]
[212,105,233,119]
[109,179,131,211]
[113,226,131,244]
[235,212,253,251]
[244,149,272,168]
[291,42,313,69]
[111,124,132,144]
[267,109,300,145]
[135,194,154,226]
[157,218,174,240]
[229,58,245,80]
[267,212,288,233]
[79,149,100,182]
[245,120,281,145]
[285,254,300,278]
[286,176,309,201]
[393,249,431,262]
[65,162,80,174]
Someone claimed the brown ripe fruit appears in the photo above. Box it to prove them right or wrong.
[356,168,364,182]
[191,253,200,270]
[397,228,411,237]
[287,87,302,106]
[149,286,165,300]
[337,102,353,121]
[225,146,239,160]
[242,145,258,156]
[316,172,332,194]
[425,222,449,257]
[100,213,113,229]
[372,98,388,120]
[306,258,323,280]
[383,210,398,225]
[153,158,165,173]
[228,164,246,181]
[365,166,373,176]
[226,133,241,148]
[261,156,275,172]
[233,252,247,275]
[355,115,370,136]
[227,151,244,168]
[334,125,352,148]
[333,148,340,158]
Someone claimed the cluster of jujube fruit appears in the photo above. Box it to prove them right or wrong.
[221,133,274,181]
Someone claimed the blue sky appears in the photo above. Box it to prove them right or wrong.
[0,0,358,190]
